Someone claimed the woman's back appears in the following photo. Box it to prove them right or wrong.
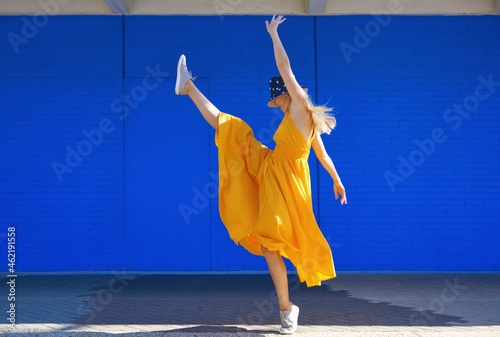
[289,100,315,143]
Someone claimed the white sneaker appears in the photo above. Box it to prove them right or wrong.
[175,54,196,95]
[279,304,299,334]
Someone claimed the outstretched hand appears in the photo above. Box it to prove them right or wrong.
[334,181,347,205]
[265,14,286,34]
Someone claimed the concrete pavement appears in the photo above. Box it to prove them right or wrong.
[0,273,499,336]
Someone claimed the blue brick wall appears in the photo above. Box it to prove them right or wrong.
[317,15,500,271]
[0,16,124,271]
[0,15,498,273]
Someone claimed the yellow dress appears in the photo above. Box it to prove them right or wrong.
[215,110,336,287]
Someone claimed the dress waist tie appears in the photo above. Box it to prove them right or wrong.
[273,144,310,160]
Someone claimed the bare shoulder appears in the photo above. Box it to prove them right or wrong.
[289,100,314,143]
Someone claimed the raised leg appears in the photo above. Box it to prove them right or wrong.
[184,80,220,131]
[261,244,293,311]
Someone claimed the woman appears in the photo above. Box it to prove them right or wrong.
[175,14,347,334]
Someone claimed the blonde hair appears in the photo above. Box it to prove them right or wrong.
[305,94,337,135]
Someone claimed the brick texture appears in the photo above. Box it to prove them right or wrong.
[0,15,498,272]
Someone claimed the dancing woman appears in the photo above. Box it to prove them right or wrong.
[175,14,347,334]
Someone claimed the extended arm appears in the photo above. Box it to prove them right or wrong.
[266,15,307,106]
[312,133,347,204]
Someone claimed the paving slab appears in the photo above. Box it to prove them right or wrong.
[0,273,499,336]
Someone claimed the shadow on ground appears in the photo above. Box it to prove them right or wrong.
[61,274,468,327]
[0,274,473,333]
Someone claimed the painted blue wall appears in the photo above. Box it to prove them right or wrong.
[316,16,500,271]
[0,16,124,271]
[0,15,498,273]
